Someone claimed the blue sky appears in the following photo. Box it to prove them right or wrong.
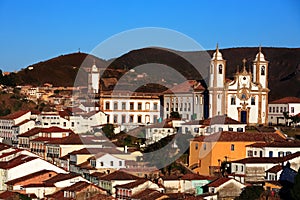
[0,0,299,71]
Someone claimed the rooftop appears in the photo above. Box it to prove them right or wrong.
[0,155,38,169]
[163,80,205,94]
[270,96,300,104]
[205,177,231,187]
[5,170,56,185]
[100,170,139,181]
[0,110,30,120]
[115,178,148,189]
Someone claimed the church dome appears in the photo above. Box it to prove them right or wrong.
[212,50,223,60]
[254,47,266,62]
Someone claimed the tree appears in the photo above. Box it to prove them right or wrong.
[102,124,115,139]
[170,111,181,119]
[236,186,264,200]
[283,111,290,126]
[290,115,300,129]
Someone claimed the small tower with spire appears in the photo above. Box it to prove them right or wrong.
[252,46,269,88]
[208,44,227,117]
[88,59,100,94]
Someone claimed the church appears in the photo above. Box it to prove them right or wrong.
[208,45,269,125]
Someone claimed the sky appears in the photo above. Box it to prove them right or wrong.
[0,0,300,72]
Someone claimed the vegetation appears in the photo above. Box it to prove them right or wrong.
[236,186,264,200]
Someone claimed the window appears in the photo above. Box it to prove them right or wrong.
[113,102,118,110]
[228,127,233,131]
[247,150,253,157]
[284,107,287,112]
[237,127,243,132]
[241,93,246,100]
[138,103,142,110]
[71,122,74,127]
[105,102,110,110]
[119,161,122,166]
[231,96,236,105]
[121,115,126,123]
[166,103,169,111]
[184,103,187,111]
[273,107,275,113]
[210,64,213,74]
[219,64,223,74]
[122,102,126,110]
[153,103,158,110]
[218,127,223,132]
[241,165,244,172]
[291,107,295,113]
[261,66,265,75]
[63,122,66,127]
[235,165,238,172]
[203,143,206,150]
[153,115,158,123]
[280,107,283,113]
[110,161,113,166]
[286,151,292,155]
[145,102,150,110]
[90,160,96,167]
[113,115,118,123]
[130,102,134,110]
[100,162,104,166]
[269,151,273,157]
[251,97,255,105]
[188,103,191,111]
[231,144,235,151]
[129,115,134,123]
[276,107,279,113]
[269,107,272,113]
[137,115,142,123]
[195,143,198,150]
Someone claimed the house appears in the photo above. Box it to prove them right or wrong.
[115,179,163,200]
[181,115,246,136]
[45,134,110,164]
[180,173,214,195]
[130,188,168,200]
[0,154,67,190]
[0,110,33,145]
[189,131,286,176]
[208,46,269,125]
[163,80,205,121]
[144,120,176,145]
[268,97,300,125]
[245,140,300,158]
[101,90,161,131]
[202,177,245,199]
[45,181,107,200]
[79,102,100,112]
[99,171,139,196]
[230,152,300,183]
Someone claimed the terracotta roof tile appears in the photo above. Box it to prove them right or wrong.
[46,134,106,145]
[181,173,214,181]
[5,170,56,185]
[270,97,300,104]
[0,191,18,199]
[205,177,231,187]
[163,80,205,94]
[0,110,30,120]
[0,155,38,169]
[130,188,165,200]
[0,143,12,151]
[233,152,300,164]
[266,165,282,173]
[12,119,32,127]
[115,178,148,189]
[43,173,81,186]
[246,140,300,148]
[192,131,285,142]
[100,170,139,181]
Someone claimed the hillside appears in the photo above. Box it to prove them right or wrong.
[2,47,300,101]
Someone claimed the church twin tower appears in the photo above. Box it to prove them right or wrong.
[208,45,269,125]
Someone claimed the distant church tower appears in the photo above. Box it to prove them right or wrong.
[88,59,100,94]
[208,44,226,117]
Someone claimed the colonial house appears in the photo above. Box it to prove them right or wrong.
[101,90,161,131]
[163,80,205,121]
[268,96,300,125]
[181,115,246,136]
[0,110,34,145]
[189,131,286,176]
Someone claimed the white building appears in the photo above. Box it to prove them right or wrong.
[163,80,205,121]
[268,97,300,125]
[0,110,34,145]
[208,45,269,125]
[101,91,161,130]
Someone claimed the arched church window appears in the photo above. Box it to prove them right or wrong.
[218,64,223,74]
[261,66,265,75]
[231,96,236,105]
[251,97,255,105]
[241,93,246,100]
[210,64,213,74]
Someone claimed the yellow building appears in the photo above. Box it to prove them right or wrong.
[189,131,285,176]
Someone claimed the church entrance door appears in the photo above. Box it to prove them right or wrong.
[241,111,247,124]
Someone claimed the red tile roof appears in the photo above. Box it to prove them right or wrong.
[0,155,38,169]
[12,119,32,127]
[192,131,285,142]
[130,188,165,200]
[270,97,300,104]
[163,80,205,94]
[18,127,73,138]
[5,170,56,185]
[246,140,300,148]
[0,149,22,159]
[266,165,282,173]
[30,137,62,142]
[233,152,300,164]
[115,178,148,189]
[69,147,123,155]
[183,115,243,125]
[0,110,30,120]
[205,177,231,187]
[0,191,18,199]
[43,173,81,186]
[46,134,106,145]
[100,170,139,181]
[0,143,11,151]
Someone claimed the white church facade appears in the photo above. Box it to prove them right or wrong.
[208,45,269,125]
